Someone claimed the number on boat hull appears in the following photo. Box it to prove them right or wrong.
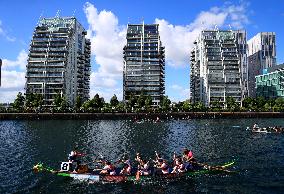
[61,162,72,171]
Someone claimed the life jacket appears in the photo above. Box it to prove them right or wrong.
[161,163,169,174]
[187,151,193,158]
[178,163,186,172]
[68,151,77,161]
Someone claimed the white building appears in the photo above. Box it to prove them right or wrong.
[25,17,91,106]
[190,30,248,107]
[123,23,165,106]
[247,32,276,97]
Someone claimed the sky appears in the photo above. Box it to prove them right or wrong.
[0,0,284,103]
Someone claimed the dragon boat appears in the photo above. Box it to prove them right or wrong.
[33,161,235,183]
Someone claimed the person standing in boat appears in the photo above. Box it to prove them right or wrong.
[100,161,116,175]
[68,149,85,172]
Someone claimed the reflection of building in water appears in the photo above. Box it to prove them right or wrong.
[190,30,248,107]
[25,17,91,107]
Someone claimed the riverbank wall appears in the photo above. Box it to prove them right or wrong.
[0,112,284,120]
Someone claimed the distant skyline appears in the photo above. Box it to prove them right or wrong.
[1,0,284,103]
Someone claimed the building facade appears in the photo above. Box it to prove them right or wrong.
[247,32,276,97]
[123,23,165,106]
[190,30,248,107]
[25,17,91,106]
[256,64,284,99]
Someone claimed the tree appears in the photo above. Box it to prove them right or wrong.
[53,93,63,108]
[182,100,192,112]
[145,95,153,111]
[255,96,266,111]
[91,94,104,111]
[193,101,206,111]
[137,92,146,109]
[127,93,137,111]
[75,96,83,111]
[226,97,238,111]
[110,94,119,108]
[13,92,25,112]
[274,97,284,112]
[160,96,171,111]
[210,101,223,112]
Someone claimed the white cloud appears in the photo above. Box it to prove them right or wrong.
[170,84,190,102]
[84,2,126,101]
[0,20,16,42]
[82,1,250,102]
[2,50,28,71]
[156,2,250,67]
[0,50,27,103]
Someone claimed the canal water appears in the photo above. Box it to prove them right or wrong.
[0,118,284,193]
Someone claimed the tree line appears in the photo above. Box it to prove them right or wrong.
[1,92,284,113]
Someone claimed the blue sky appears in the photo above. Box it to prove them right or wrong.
[0,0,284,103]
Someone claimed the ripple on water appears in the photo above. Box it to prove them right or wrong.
[0,119,284,193]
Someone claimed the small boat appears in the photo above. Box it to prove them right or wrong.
[33,161,235,183]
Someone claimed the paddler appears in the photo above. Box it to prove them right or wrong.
[160,159,170,174]
[68,148,85,172]
[100,161,116,175]
[171,158,186,173]
[182,148,195,163]
[119,154,132,175]
[138,159,151,175]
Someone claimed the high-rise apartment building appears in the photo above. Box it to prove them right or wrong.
[190,30,248,107]
[247,32,276,97]
[123,23,165,106]
[25,17,91,106]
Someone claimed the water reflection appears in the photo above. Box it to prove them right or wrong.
[0,118,284,193]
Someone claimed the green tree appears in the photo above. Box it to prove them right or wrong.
[137,92,146,109]
[193,101,206,111]
[127,93,137,111]
[273,97,284,112]
[210,101,223,112]
[13,92,25,112]
[242,97,257,111]
[160,96,171,111]
[226,97,239,111]
[255,96,266,111]
[145,95,153,111]
[110,94,119,108]
[182,100,192,112]
[53,93,63,107]
[75,96,83,111]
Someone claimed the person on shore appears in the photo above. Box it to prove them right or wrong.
[100,161,116,175]
[68,149,85,172]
